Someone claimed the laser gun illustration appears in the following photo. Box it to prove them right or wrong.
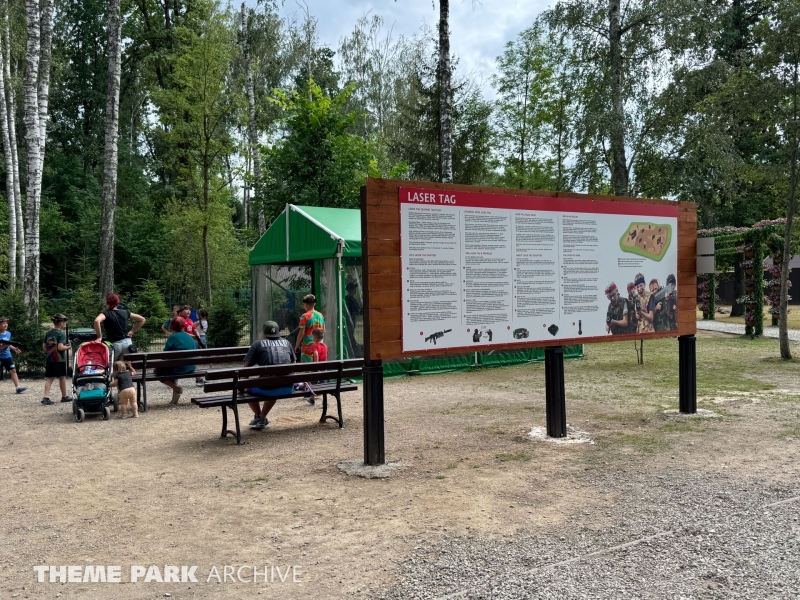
[425,329,452,345]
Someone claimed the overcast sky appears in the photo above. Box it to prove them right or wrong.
[278,0,551,92]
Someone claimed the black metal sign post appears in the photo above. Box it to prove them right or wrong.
[545,346,567,437]
[679,334,697,414]
[363,360,385,465]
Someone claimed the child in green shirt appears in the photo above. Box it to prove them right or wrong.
[42,314,72,405]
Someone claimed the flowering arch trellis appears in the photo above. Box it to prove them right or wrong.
[698,219,792,336]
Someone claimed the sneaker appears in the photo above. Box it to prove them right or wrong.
[60,396,73,403]
[253,417,268,430]
[195,377,205,385]
[15,386,26,394]
[248,416,261,427]
[41,398,54,405]
[170,386,183,405]
[305,396,315,406]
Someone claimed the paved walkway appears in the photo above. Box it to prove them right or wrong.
[696,319,800,341]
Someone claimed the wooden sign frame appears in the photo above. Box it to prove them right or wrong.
[361,178,697,362]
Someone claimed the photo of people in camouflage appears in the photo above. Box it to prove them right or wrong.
[606,273,677,335]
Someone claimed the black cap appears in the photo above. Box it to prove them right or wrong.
[263,321,280,339]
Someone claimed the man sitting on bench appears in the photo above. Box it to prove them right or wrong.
[244,321,295,430]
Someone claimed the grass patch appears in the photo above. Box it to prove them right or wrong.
[240,476,269,487]
[437,402,495,415]
[496,452,531,462]
[777,424,800,439]
[446,463,457,470]
[660,419,708,433]
[601,432,665,454]
[435,475,446,480]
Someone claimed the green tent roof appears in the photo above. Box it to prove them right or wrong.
[249,205,362,265]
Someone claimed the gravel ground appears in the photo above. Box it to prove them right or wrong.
[378,471,800,600]
[696,319,800,341]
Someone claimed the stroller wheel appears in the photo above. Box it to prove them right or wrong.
[76,408,85,423]
[113,395,119,412]
[102,406,110,420]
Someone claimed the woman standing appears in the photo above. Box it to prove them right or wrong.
[93,293,146,362]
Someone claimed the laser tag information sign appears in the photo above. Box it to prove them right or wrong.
[400,187,680,352]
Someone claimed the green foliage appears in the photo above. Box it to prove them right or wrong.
[493,20,575,191]
[66,281,103,327]
[261,79,373,221]
[0,289,45,374]
[389,41,495,185]
[207,294,242,348]
[129,280,170,349]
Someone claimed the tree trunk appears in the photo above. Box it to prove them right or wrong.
[202,158,212,304]
[438,0,453,183]
[779,154,796,359]
[99,0,122,299]
[0,31,16,287]
[36,0,52,176]
[4,3,22,282]
[779,63,799,360]
[608,0,628,196]
[241,3,265,234]
[22,0,41,320]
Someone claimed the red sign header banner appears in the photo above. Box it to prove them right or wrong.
[400,187,679,218]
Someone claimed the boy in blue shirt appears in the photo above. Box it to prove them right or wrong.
[0,316,27,394]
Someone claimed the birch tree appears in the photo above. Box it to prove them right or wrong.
[241,3,265,234]
[0,21,15,286]
[99,0,122,298]
[22,0,41,318]
[545,0,684,196]
[5,10,23,281]
[22,0,53,319]
[437,0,452,183]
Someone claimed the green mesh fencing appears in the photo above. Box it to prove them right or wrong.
[382,345,583,378]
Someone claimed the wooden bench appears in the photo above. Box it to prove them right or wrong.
[190,359,364,445]
[126,347,249,412]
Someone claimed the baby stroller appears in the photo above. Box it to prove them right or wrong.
[71,340,116,422]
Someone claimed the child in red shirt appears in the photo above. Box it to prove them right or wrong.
[308,328,328,362]
[304,328,327,405]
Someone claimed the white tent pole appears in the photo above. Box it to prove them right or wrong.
[336,239,344,359]
[285,204,290,262]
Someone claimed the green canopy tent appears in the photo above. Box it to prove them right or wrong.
[249,204,582,371]
[250,204,363,361]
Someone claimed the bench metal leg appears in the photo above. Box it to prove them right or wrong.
[336,392,343,428]
[142,378,148,413]
[136,382,142,411]
[320,393,329,423]
[231,401,243,445]
[219,404,243,443]
[319,392,343,428]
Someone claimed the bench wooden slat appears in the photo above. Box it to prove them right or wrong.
[203,358,363,380]
[133,354,247,370]
[126,346,249,362]
[192,383,359,408]
[187,359,363,444]
[205,368,363,394]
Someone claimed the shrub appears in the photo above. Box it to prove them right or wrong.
[65,281,103,327]
[208,294,242,348]
[130,280,170,350]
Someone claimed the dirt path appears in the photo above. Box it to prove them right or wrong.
[1,332,799,599]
